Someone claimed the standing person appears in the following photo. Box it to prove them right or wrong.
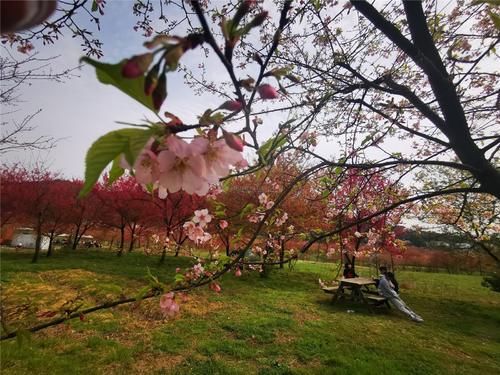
[343,263,358,278]
[378,266,424,323]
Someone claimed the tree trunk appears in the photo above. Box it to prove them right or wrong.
[46,230,55,257]
[71,224,81,250]
[160,248,167,264]
[279,239,285,269]
[174,243,181,257]
[128,223,136,253]
[31,215,42,263]
[117,226,125,256]
[225,237,230,257]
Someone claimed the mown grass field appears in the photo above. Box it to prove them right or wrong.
[1,248,499,374]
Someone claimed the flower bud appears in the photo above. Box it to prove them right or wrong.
[210,282,222,293]
[233,0,257,28]
[249,11,269,28]
[239,77,255,92]
[144,65,160,96]
[219,100,244,112]
[152,74,167,111]
[285,74,301,83]
[165,45,184,71]
[253,53,263,66]
[235,268,242,277]
[122,53,154,78]
[223,130,244,152]
[257,84,279,99]
[184,33,205,50]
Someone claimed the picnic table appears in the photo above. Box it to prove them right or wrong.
[323,277,390,312]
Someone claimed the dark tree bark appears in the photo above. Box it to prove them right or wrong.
[31,213,42,263]
[46,230,55,257]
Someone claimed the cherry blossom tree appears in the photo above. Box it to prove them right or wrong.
[0,165,61,262]
[64,180,101,250]
[2,0,500,339]
[148,190,206,261]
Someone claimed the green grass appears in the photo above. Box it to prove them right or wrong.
[1,249,499,374]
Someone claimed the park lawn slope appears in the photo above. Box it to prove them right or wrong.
[1,249,499,374]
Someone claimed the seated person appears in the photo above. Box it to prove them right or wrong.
[386,271,399,293]
[343,263,358,278]
[378,266,423,323]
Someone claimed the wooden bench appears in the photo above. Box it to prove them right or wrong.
[366,295,390,308]
[322,286,339,294]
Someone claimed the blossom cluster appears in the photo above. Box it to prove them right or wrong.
[159,292,180,317]
[183,209,213,244]
[123,134,247,197]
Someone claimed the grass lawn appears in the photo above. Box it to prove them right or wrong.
[1,248,499,374]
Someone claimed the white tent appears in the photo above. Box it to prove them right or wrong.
[11,228,49,250]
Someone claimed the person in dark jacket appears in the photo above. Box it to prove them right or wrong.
[343,263,358,278]
[386,271,399,293]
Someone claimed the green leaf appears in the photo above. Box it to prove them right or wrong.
[361,135,372,146]
[81,57,156,112]
[258,134,287,163]
[236,226,245,239]
[222,179,232,192]
[264,66,292,79]
[91,0,98,12]
[108,156,125,185]
[135,286,151,301]
[488,10,500,30]
[472,0,500,5]
[80,128,153,197]
[174,274,185,283]
[218,254,231,265]
[240,203,255,219]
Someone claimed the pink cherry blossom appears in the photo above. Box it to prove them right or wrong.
[220,100,244,112]
[266,201,274,210]
[158,135,210,195]
[248,214,259,223]
[235,268,242,277]
[192,138,248,184]
[253,246,263,255]
[206,185,223,199]
[219,220,229,229]
[192,209,212,228]
[223,131,244,152]
[275,212,288,226]
[210,282,222,293]
[159,292,180,317]
[134,148,160,185]
[258,193,268,205]
[192,263,204,278]
[184,222,205,242]
[258,84,279,99]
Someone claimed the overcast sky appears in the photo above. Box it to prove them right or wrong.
[2,0,421,184]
